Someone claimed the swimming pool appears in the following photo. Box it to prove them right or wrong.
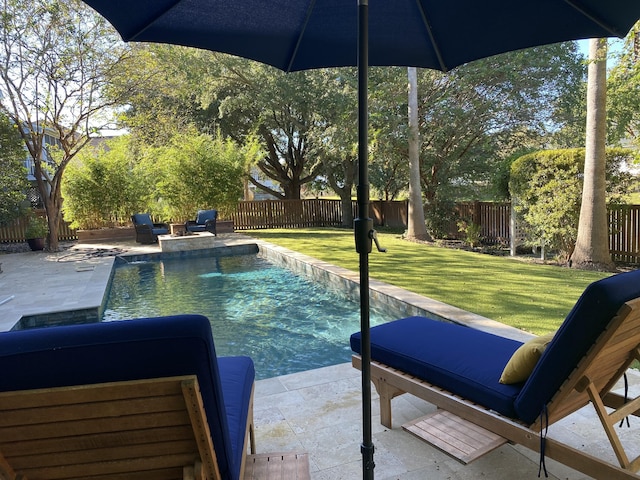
[103,253,395,379]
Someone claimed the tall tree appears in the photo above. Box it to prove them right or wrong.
[571,39,615,270]
[188,54,319,200]
[415,43,584,235]
[0,0,129,250]
[306,69,358,226]
[406,67,431,240]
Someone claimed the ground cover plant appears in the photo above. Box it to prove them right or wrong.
[248,228,609,335]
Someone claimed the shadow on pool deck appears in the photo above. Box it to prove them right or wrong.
[1,234,638,479]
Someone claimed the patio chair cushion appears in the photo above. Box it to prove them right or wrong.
[132,213,169,235]
[0,314,254,480]
[350,316,524,419]
[196,209,217,225]
[187,209,218,233]
[351,269,640,426]
[514,268,640,423]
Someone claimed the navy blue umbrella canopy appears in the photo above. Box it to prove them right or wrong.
[80,1,640,478]
[84,0,639,73]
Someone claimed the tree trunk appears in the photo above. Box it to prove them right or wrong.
[42,186,63,252]
[571,38,614,271]
[406,67,432,241]
[340,196,354,228]
[327,172,355,228]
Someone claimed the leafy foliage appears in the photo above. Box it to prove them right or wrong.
[0,0,131,249]
[62,136,144,229]
[152,132,250,220]
[416,44,584,211]
[510,148,634,257]
[608,22,640,147]
[62,133,254,227]
[24,215,48,239]
[0,113,28,226]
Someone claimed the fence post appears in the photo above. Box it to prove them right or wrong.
[510,201,517,256]
[473,201,481,228]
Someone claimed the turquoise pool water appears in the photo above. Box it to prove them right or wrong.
[103,254,395,379]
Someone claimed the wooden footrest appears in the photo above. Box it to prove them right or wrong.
[244,452,310,479]
[403,410,507,464]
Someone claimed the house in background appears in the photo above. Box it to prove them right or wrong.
[246,167,281,200]
[21,125,62,208]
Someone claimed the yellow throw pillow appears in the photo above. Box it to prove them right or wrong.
[499,332,555,384]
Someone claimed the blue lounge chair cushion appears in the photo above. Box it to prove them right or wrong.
[218,356,255,478]
[350,316,524,418]
[0,314,254,480]
[351,269,640,426]
[515,268,640,423]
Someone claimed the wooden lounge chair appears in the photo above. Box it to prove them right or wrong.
[0,315,309,480]
[351,269,640,480]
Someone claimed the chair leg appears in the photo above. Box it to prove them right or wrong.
[183,462,205,480]
[250,422,256,455]
[371,377,405,429]
[583,376,640,471]
[0,451,19,480]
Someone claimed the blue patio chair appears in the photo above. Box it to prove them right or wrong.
[0,315,256,480]
[131,213,169,243]
[185,209,217,236]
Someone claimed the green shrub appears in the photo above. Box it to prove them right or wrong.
[0,113,29,226]
[457,219,481,247]
[62,136,145,229]
[153,133,247,221]
[24,215,48,239]
[509,148,633,258]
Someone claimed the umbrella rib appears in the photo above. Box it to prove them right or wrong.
[286,0,318,72]
[126,0,184,41]
[414,0,448,72]
[563,0,628,37]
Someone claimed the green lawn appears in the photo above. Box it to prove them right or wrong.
[247,228,609,335]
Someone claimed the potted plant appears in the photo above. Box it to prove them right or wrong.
[25,216,48,251]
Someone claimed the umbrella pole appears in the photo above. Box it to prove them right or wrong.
[355,1,375,479]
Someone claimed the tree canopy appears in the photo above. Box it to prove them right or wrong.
[0,112,28,226]
[0,0,131,249]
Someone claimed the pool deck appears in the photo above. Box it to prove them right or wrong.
[1,235,639,479]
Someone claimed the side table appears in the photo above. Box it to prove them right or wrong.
[170,223,186,235]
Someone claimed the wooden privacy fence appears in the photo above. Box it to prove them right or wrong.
[231,199,409,230]
[231,199,344,229]
[608,204,640,264]
[0,210,76,243]
[450,201,511,244]
[1,201,638,264]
